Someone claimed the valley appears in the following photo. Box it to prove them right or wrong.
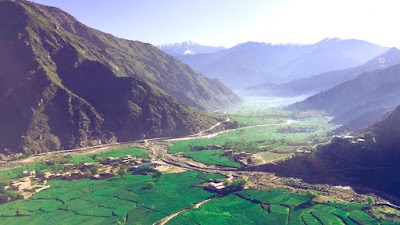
[1,1,400,224]
[0,98,399,225]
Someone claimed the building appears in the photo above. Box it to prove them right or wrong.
[205,182,226,192]
[10,178,31,191]
[131,162,159,170]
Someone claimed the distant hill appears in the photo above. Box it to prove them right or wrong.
[245,48,400,97]
[177,39,388,89]
[287,64,400,132]
[157,41,225,56]
[0,0,241,154]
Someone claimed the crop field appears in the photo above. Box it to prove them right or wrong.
[167,188,392,225]
[232,116,284,126]
[169,116,330,154]
[71,147,148,164]
[183,150,241,168]
[169,109,333,168]
[0,171,222,225]
[167,194,270,225]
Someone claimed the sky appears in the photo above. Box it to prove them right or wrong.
[30,0,400,48]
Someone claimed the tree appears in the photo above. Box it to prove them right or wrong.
[306,190,319,203]
[85,170,93,178]
[0,180,8,193]
[35,170,45,179]
[146,181,155,189]
[366,196,375,208]
[89,167,99,175]
[152,170,162,181]
[224,179,246,192]
[91,154,97,160]
[118,166,126,179]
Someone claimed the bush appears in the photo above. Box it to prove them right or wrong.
[134,166,156,175]
[224,179,246,192]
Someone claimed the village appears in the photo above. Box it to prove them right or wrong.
[0,150,243,204]
[0,154,163,202]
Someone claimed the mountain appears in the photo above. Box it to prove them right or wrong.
[177,39,388,89]
[287,64,400,132]
[260,106,400,198]
[313,106,400,197]
[0,0,241,154]
[245,48,400,97]
[157,41,225,56]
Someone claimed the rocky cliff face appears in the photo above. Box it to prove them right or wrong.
[0,0,237,154]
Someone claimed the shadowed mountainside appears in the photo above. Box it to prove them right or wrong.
[0,0,240,154]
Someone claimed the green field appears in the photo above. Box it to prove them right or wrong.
[168,108,332,168]
[71,147,149,164]
[167,188,394,225]
[168,121,325,154]
[0,171,223,225]
[232,116,284,126]
[167,194,270,225]
[0,172,397,225]
[169,116,330,155]
[183,150,241,168]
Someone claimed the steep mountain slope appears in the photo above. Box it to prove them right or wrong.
[245,48,400,97]
[287,64,400,132]
[0,0,236,154]
[22,1,241,111]
[178,39,387,89]
[158,41,225,56]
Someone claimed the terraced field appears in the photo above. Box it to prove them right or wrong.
[0,171,223,225]
[167,188,395,225]
[183,150,241,168]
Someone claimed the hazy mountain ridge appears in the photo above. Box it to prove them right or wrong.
[0,0,237,154]
[158,41,225,56]
[177,39,388,89]
[245,47,400,97]
[287,64,400,132]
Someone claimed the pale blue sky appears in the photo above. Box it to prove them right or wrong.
[30,0,400,48]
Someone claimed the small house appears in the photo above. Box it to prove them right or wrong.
[131,161,159,170]
[10,178,31,191]
[205,182,226,192]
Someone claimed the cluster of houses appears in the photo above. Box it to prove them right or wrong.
[43,155,159,181]
[335,135,366,144]
[2,154,160,202]
[4,173,50,199]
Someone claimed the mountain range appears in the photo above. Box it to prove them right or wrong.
[0,0,241,154]
[287,64,400,133]
[245,48,400,97]
[176,39,388,89]
[157,41,225,56]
